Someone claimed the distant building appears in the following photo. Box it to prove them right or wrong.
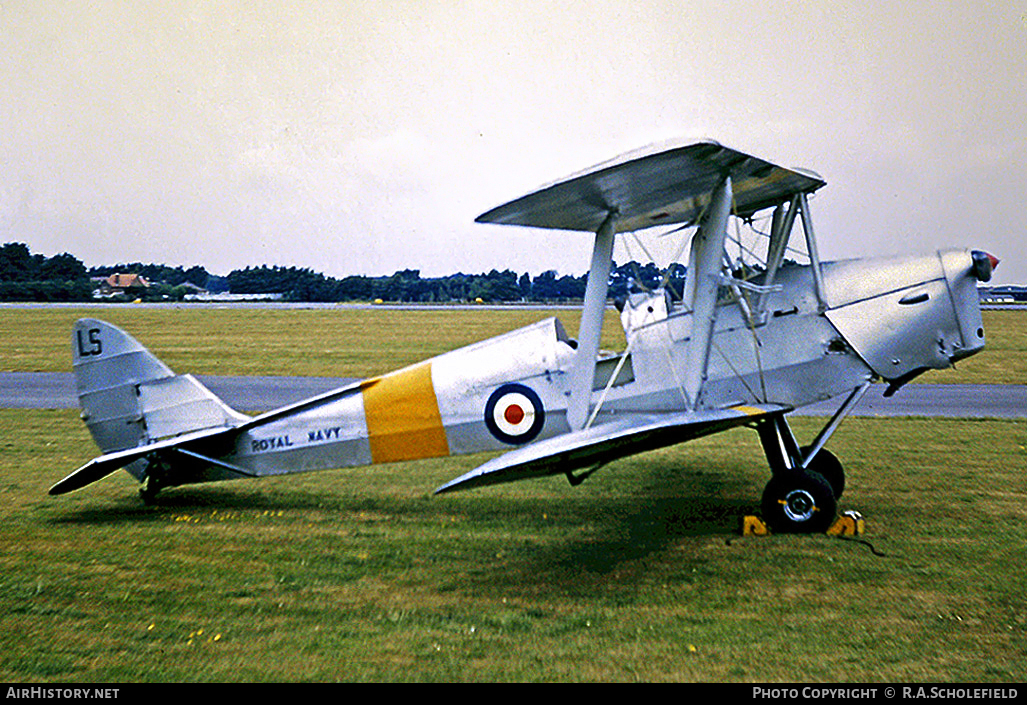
[93,273,151,298]
[175,281,209,296]
[979,285,1027,303]
[183,291,283,302]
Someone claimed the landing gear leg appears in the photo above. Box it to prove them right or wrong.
[139,458,168,505]
[755,415,838,533]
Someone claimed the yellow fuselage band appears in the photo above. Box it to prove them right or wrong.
[362,363,450,464]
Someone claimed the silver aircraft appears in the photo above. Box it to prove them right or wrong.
[50,140,998,532]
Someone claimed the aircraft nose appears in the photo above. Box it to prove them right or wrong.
[971,250,999,282]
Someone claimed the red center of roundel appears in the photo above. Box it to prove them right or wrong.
[504,404,525,425]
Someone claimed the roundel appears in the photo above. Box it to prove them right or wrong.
[484,383,545,445]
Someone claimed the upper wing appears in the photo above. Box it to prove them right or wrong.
[475,139,825,234]
[434,403,788,494]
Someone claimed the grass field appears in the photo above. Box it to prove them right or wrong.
[1,305,1025,682]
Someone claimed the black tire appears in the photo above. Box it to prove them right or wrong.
[801,446,845,499]
[761,470,837,534]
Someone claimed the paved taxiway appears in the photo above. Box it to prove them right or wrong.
[2,372,1024,418]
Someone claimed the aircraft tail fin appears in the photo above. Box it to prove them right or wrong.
[72,319,248,479]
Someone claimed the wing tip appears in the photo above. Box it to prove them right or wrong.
[47,458,118,496]
[432,472,484,495]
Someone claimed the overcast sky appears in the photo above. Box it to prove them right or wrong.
[2,2,1025,284]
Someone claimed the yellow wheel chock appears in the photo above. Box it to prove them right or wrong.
[742,510,864,536]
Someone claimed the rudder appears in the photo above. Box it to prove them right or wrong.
[72,319,247,478]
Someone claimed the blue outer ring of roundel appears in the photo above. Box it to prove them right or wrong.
[484,383,545,445]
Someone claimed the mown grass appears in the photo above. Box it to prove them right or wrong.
[0,305,1023,383]
[1,410,1025,682]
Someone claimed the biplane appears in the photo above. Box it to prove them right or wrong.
[50,140,997,532]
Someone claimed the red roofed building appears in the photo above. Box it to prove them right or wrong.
[93,273,151,297]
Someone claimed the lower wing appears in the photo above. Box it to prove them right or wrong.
[434,403,788,494]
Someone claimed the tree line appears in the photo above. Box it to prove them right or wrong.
[0,242,215,302]
[217,260,685,303]
[225,266,586,303]
[0,241,686,303]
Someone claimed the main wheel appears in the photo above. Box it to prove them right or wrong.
[801,446,845,499]
[761,470,837,534]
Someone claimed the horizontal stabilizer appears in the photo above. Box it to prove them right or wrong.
[476,139,825,234]
[434,403,787,494]
[48,425,237,496]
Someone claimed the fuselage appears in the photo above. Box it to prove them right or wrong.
[222,247,988,481]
